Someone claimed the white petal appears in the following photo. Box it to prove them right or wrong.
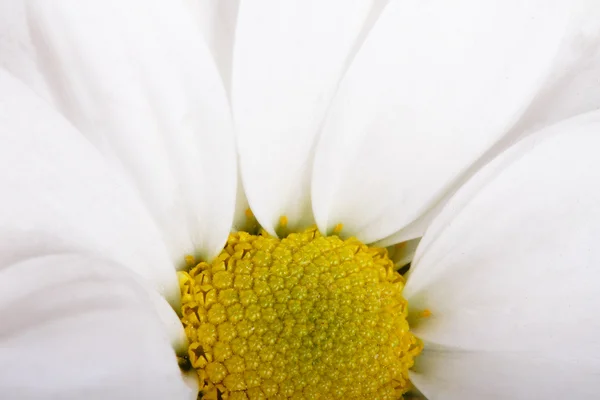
[232,0,387,234]
[0,254,196,399]
[405,110,600,399]
[0,1,237,262]
[184,0,240,96]
[312,0,600,244]
[388,238,421,270]
[0,70,181,304]
[507,3,600,135]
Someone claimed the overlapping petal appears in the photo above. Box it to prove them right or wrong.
[184,0,240,96]
[0,0,237,262]
[0,71,193,397]
[0,254,196,399]
[0,70,179,303]
[311,0,600,245]
[232,0,388,234]
[406,110,600,399]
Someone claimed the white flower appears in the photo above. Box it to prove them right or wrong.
[1,0,600,399]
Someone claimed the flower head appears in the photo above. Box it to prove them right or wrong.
[1,1,600,399]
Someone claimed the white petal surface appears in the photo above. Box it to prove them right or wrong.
[312,0,600,244]
[0,254,196,399]
[0,1,237,262]
[0,70,181,304]
[405,110,600,399]
[506,5,600,136]
[232,0,387,234]
[184,0,240,96]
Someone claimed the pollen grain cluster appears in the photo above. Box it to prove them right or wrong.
[179,227,421,399]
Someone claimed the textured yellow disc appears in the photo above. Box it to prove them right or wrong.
[179,227,422,400]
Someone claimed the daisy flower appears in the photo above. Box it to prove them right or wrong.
[1,1,600,399]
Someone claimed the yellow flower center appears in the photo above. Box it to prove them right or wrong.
[178,226,422,399]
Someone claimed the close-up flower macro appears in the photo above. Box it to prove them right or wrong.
[2,1,600,399]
